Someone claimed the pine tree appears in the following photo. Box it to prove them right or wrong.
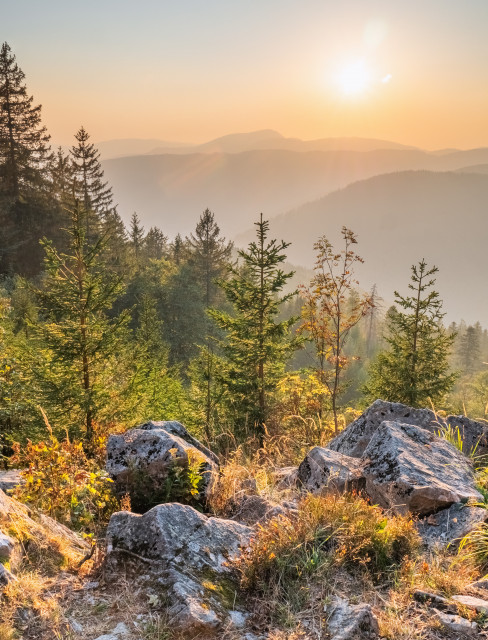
[144,226,168,260]
[0,42,56,275]
[186,209,233,439]
[299,228,373,433]
[129,212,145,264]
[364,260,456,407]
[210,214,300,443]
[0,42,51,200]
[457,325,480,374]
[31,200,128,445]
[70,126,113,236]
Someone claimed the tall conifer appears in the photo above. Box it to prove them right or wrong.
[211,214,300,442]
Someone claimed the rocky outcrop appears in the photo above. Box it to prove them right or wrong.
[328,400,440,458]
[0,488,88,585]
[106,420,218,511]
[361,421,482,516]
[106,502,251,634]
[297,447,365,494]
[328,400,488,458]
[417,503,488,547]
[326,596,379,639]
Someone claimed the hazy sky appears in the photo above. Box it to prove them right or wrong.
[4,0,488,149]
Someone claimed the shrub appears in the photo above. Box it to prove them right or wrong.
[11,431,118,532]
[236,493,421,598]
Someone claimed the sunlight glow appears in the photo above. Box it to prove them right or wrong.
[337,59,371,96]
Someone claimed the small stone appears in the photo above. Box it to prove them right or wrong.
[0,563,16,586]
[0,533,15,559]
[69,619,83,634]
[434,609,478,635]
[469,578,488,591]
[228,610,248,628]
[327,596,379,639]
[83,580,99,590]
[413,590,451,609]
[451,594,488,613]
[112,622,129,636]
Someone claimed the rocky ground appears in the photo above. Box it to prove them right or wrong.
[2,401,488,639]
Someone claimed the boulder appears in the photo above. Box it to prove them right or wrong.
[446,414,488,457]
[361,421,482,516]
[106,420,218,511]
[326,596,379,639]
[417,503,488,547]
[328,400,488,458]
[230,494,292,526]
[272,466,298,489]
[297,447,365,494]
[0,489,88,583]
[328,400,440,458]
[106,503,251,634]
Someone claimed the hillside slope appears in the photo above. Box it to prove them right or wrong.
[240,171,488,323]
[103,147,488,238]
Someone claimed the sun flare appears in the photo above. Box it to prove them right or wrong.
[337,59,371,96]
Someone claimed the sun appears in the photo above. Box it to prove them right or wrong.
[337,59,371,96]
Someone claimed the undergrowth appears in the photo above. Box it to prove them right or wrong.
[235,493,421,599]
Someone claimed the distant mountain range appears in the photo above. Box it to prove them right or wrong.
[235,170,488,324]
[102,140,488,239]
[98,130,488,320]
[96,130,418,159]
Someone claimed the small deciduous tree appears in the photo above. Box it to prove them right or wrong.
[299,227,373,434]
[363,259,456,407]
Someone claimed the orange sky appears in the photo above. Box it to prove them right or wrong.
[4,1,488,149]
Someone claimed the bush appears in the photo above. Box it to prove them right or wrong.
[11,431,118,532]
[236,493,421,597]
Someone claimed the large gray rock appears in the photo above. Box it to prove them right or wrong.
[361,421,482,516]
[328,400,488,458]
[298,447,365,494]
[106,503,251,634]
[328,400,440,458]
[417,503,488,547]
[446,414,488,457]
[106,420,218,511]
[327,597,379,640]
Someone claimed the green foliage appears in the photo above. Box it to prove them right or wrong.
[124,448,207,513]
[210,214,301,442]
[364,260,456,407]
[30,201,129,443]
[11,427,118,532]
[236,493,420,604]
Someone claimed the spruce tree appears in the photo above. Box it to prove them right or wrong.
[0,42,51,200]
[70,126,113,238]
[210,214,300,443]
[186,209,233,439]
[129,212,145,264]
[144,226,168,260]
[364,260,456,407]
[0,42,56,275]
[32,200,128,445]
